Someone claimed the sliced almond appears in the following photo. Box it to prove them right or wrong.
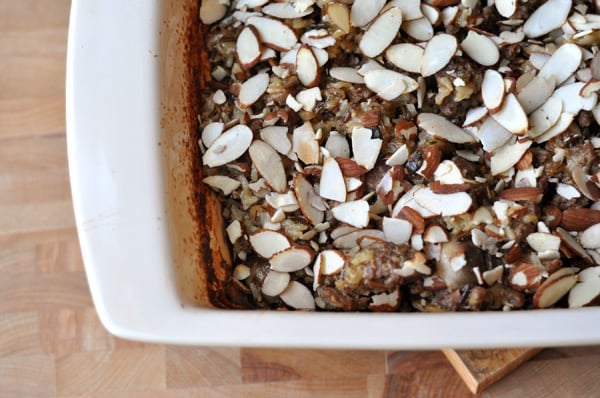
[387,0,422,21]
[293,174,324,225]
[417,113,476,144]
[538,43,583,86]
[534,112,575,144]
[293,122,320,165]
[260,126,291,155]
[581,223,600,249]
[527,97,563,138]
[495,0,518,18]
[560,209,600,232]
[463,106,488,127]
[421,4,440,25]
[301,29,335,49]
[351,127,383,171]
[526,232,561,253]
[201,122,224,148]
[331,200,370,228]
[556,227,594,263]
[490,94,528,135]
[509,263,542,291]
[350,0,386,27]
[202,124,253,168]
[330,225,358,240]
[199,0,227,24]
[329,67,365,84]
[296,45,320,87]
[482,69,505,112]
[571,165,600,201]
[499,187,543,201]
[247,16,298,51]
[270,246,314,272]
[420,33,457,77]
[461,30,500,66]
[250,229,291,258]
[581,80,600,97]
[319,157,346,202]
[386,43,424,74]
[359,7,403,58]
[296,87,322,111]
[517,75,556,115]
[336,157,368,177]
[385,144,409,166]
[236,25,262,69]
[319,250,346,276]
[364,69,419,101]
[262,2,314,19]
[382,217,413,245]
[236,0,269,8]
[239,72,270,107]
[202,175,240,196]
[325,132,350,158]
[333,229,384,249]
[261,270,290,297]
[249,140,287,193]
[413,187,472,217]
[552,83,589,115]
[423,225,449,243]
[569,267,600,308]
[477,117,513,152]
[402,17,434,41]
[434,160,464,185]
[280,281,315,310]
[523,0,572,38]
[370,290,401,311]
[490,139,532,176]
[325,3,350,33]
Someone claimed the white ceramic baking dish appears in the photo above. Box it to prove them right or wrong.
[66,0,600,349]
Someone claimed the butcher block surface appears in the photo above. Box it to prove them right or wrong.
[1,0,599,396]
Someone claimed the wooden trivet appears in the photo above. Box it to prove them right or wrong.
[442,348,542,394]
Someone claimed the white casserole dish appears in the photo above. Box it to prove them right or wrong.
[66,0,600,349]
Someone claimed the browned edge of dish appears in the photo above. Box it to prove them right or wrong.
[161,0,233,309]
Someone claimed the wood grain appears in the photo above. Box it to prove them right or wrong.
[0,1,599,397]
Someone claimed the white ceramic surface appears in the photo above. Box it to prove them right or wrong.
[66,0,600,349]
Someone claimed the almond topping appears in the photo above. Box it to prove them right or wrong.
[560,209,600,231]
[250,229,291,258]
[420,34,457,77]
[569,267,600,308]
[202,124,253,167]
[280,281,316,310]
[417,113,476,144]
[249,140,287,193]
[499,187,543,201]
[350,0,386,27]
[247,16,298,51]
[397,206,425,234]
[534,268,578,308]
[296,45,320,87]
[359,7,403,58]
[270,246,314,272]
[236,25,262,69]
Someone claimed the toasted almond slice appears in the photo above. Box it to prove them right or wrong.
[528,97,563,138]
[359,7,403,58]
[351,127,383,171]
[238,72,269,107]
[556,227,594,263]
[526,232,561,252]
[421,33,457,77]
[331,200,370,228]
[325,3,350,33]
[312,47,329,67]
[296,87,322,111]
[421,4,440,25]
[463,107,488,127]
[535,113,575,144]
[319,157,346,202]
[552,83,588,114]
[490,138,532,175]
[495,0,518,18]
[202,124,253,167]
[296,45,320,87]
[417,113,476,144]
[381,217,412,245]
[260,126,291,155]
[538,43,583,86]
[247,16,298,51]
[386,43,424,74]
[301,29,336,49]
[569,266,600,308]
[280,281,315,310]
[523,0,572,38]
[201,122,224,148]
[571,166,600,202]
[517,75,556,114]
[364,69,419,101]
[293,174,325,225]
[249,140,287,193]
[262,2,314,19]
[350,0,386,27]
[413,187,472,217]
[461,30,499,66]
[265,191,299,213]
[333,229,385,249]
[581,223,600,249]
[434,160,464,185]
[490,94,528,135]
[482,70,505,112]
[202,175,240,196]
[325,132,350,158]
[250,230,291,258]
[423,225,449,243]
[357,59,385,76]
[226,220,243,245]
[386,0,422,21]
[477,117,513,152]
[385,144,409,166]
[236,26,262,69]
[293,122,320,165]
[261,270,290,297]
[270,246,314,272]
[402,17,434,41]
[330,225,358,240]
[329,67,365,84]
[199,0,227,24]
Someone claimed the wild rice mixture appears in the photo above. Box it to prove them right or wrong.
[197,0,600,311]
